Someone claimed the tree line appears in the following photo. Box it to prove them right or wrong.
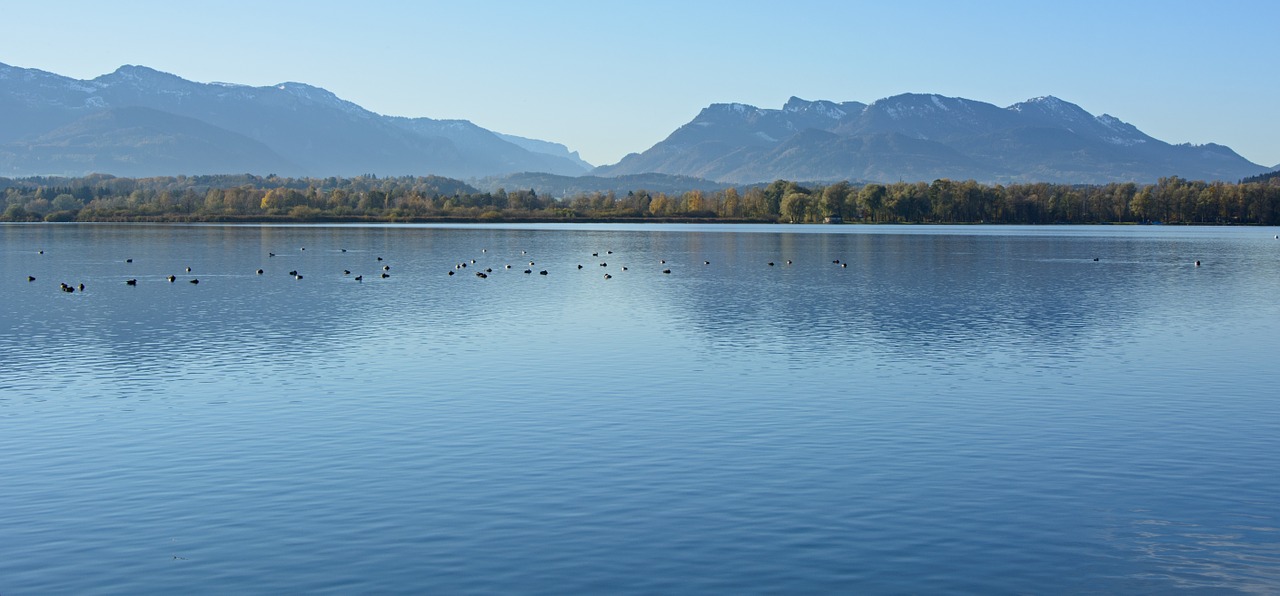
[3,173,1280,225]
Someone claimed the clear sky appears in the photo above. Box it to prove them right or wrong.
[3,0,1277,169]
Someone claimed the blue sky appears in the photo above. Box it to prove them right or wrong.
[3,0,1277,169]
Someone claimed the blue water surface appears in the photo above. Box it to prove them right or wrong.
[2,223,1279,594]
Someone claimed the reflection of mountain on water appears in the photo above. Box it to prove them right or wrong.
[645,231,1192,366]
[2,224,1254,401]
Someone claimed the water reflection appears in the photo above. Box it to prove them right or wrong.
[3,223,1280,593]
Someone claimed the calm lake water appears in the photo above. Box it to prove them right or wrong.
[3,222,1280,594]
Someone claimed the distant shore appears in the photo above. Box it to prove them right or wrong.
[4,173,1279,225]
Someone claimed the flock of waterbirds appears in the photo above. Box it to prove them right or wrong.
[20,244,870,294]
[22,240,1220,293]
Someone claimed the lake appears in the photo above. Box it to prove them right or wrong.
[3,222,1279,594]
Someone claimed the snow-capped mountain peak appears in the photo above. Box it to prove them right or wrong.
[783,96,848,119]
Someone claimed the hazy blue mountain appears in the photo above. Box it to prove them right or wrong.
[596,94,1267,184]
[0,62,587,178]
[384,116,591,176]
[494,133,593,171]
[479,172,732,197]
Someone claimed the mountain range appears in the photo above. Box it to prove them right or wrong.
[1,62,1268,184]
[0,62,591,179]
[594,95,1266,184]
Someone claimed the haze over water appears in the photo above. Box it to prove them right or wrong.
[3,223,1279,593]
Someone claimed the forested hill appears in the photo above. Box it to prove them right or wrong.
[1242,169,1280,184]
[476,172,737,196]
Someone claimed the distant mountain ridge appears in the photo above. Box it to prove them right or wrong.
[2,62,1267,184]
[0,62,592,178]
[595,94,1266,184]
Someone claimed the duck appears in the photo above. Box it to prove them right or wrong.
[604,273,612,279]
[343,270,350,275]
[476,272,488,278]
[125,279,137,286]
[257,269,265,275]
[662,269,671,274]
[448,271,455,276]
[168,275,176,283]
[355,275,363,282]
[524,269,532,274]
[189,279,199,284]
[185,267,192,272]
[289,270,299,276]
[27,276,35,282]
[78,283,85,291]
[539,270,548,275]
[768,262,775,266]
[383,265,390,271]
[704,261,710,265]
[381,273,390,278]
[125,258,133,263]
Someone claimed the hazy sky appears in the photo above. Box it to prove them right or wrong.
[3,0,1277,169]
